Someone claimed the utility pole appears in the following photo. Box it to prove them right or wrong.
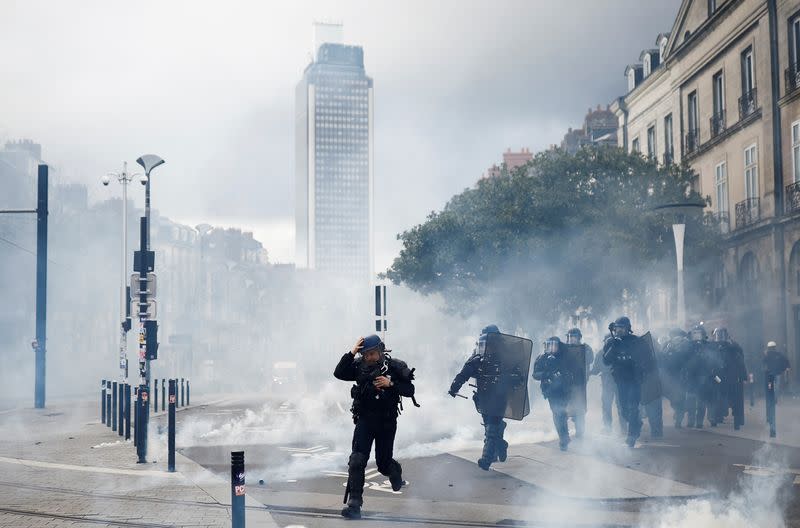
[2,165,48,408]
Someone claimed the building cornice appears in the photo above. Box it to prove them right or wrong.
[664,0,745,63]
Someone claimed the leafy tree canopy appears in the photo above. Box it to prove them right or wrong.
[385,146,723,330]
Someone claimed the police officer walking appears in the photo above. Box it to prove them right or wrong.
[565,328,593,439]
[660,329,692,428]
[335,335,416,519]
[763,341,790,438]
[713,327,746,430]
[590,334,624,434]
[449,325,510,470]
[602,317,644,448]
[685,325,715,428]
[534,336,576,451]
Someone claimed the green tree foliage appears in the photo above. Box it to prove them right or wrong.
[385,146,723,328]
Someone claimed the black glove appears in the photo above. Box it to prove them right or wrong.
[448,390,457,398]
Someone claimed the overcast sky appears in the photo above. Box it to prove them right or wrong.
[0,0,681,269]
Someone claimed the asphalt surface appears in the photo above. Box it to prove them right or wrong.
[168,397,800,527]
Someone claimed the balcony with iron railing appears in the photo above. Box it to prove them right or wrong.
[786,181,800,213]
[735,197,760,229]
[684,128,699,155]
[739,87,757,120]
[785,63,800,95]
[710,109,726,138]
[705,211,730,234]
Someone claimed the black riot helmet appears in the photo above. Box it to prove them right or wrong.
[475,324,500,357]
[566,327,583,345]
[544,336,561,354]
[712,327,729,343]
[610,316,632,338]
[690,325,708,342]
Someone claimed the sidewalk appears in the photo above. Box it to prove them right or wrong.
[0,398,277,528]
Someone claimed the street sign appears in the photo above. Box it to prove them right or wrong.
[130,273,157,296]
[131,299,157,320]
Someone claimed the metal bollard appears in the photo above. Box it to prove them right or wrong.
[118,382,124,436]
[133,386,138,447]
[112,381,118,432]
[162,378,166,412]
[180,378,185,407]
[101,379,106,424]
[231,451,246,528]
[168,379,176,472]
[154,379,159,414]
[186,379,190,406]
[125,383,131,441]
[137,384,149,464]
[106,381,112,427]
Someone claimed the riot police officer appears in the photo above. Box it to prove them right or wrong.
[335,335,416,519]
[685,325,721,428]
[602,317,644,448]
[565,328,593,438]
[590,333,623,433]
[763,341,790,438]
[449,325,508,470]
[660,329,692,428]
[533,336,575,451]
[713,327,747,430]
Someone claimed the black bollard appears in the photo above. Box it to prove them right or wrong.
[112,381,118,432]
[180,378,185,407]
[162,378,166,412]
[133,386,138,447]
[137,384,149,464]
[168,379,176,472]
[125,383,131,441]
[154,379,159,414]
[106,381,112,427]
[186,379,190,406]
[231,451,246,528]
[101,379,106,424]
[118,382,124,436]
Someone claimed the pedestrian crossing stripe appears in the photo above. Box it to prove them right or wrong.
[279,445,327,453]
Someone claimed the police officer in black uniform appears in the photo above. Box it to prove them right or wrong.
[565,328,593,439]
[763,341,790,438]
[590,333,623,433]
[602,317,644,448]
[534,336,576,451]
[335,335,416,519]
[713,327,747,430]
[449,325,508,470]
[660,328,692,428]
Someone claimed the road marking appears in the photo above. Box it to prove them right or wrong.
[279,445,327,453]
[733,464,800,479]
[0,456,178,478]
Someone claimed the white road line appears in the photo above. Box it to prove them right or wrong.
[0,456,178,478]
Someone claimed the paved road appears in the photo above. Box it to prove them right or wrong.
[173,396,800,527]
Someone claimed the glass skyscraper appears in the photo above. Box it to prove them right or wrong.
[295,40,374,280]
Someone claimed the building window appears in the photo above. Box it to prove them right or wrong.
[745,144,759,199]
[644,55,651,77]
[708,0,716,16]
[791,15,800,69]
[715,161,729,214]
[793,121,800,183]
[712,71,726,136]
[647,125,656,160]
[659,37,668,60]
[628,69,636,92]
[686,91,699,153]
[664,114,674,163]
[741,47,755,95]
[631,137,640,153]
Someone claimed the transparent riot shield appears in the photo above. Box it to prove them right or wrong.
[564,343,588,412]
[639,332,663,404]
[476,332,533,420]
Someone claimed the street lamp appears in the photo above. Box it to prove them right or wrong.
[652,200,706,329]
[135,154,165,249]
[103,162,141,383]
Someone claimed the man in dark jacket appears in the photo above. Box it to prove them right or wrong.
[763,341,790,438]
[602,316,644,448]
[335,334,415,519]
[449,325,508,470]
[534,336,576,451]
[713,327,747,430]
[590,334,624,433]
[659,329,692,428]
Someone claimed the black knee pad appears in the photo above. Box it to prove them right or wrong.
[348,452,368,471]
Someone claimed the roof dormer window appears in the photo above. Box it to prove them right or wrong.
[708,0,717,16]
[643,54,652,77]
[657,33,670,61]
[628,68,636,91]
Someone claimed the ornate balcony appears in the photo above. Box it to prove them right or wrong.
[705,211,730,234]
[735,197,760,229]
[785,63,800,95]
[684,129,699,155]
[739,88,757,120]
[710,110,726,138]
[786,181,800,213]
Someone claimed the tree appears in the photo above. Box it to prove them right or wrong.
[385,146,723,330]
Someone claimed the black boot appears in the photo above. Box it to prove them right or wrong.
[388,461,404,492]
[341,501,362,519]
[496,421,508,462]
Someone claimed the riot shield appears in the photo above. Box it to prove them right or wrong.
[564,344,588,412]
[638,332,663,404]
[475,332,533,420]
